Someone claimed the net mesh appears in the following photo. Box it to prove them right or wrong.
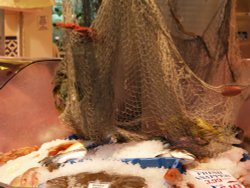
[59,0,242,157]
[162,0,239,84]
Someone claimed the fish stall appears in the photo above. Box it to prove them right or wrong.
[0,0,250,188]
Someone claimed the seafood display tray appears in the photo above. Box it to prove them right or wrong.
[121,157,184,172]
[65,134,185,173]
[66,157,184,173]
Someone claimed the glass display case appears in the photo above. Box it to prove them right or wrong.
[0,57,72,152]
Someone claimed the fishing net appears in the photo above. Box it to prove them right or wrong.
[158,0,240,85]
[57,0,243,157]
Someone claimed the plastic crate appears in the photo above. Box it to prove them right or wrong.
[121,157,184,173]
[240,153,250,162]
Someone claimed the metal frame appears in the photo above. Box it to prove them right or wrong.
[0,9,4,56]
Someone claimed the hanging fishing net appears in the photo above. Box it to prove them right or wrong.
[56,0,244,158]
[158,0,240,86]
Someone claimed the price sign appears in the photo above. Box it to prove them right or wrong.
[189,170,245,188]
[88,182,110,188]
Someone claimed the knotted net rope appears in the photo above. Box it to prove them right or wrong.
[59,0,241,157]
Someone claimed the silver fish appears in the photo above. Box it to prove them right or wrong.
[156,149,195,164]
[40,148,86,167]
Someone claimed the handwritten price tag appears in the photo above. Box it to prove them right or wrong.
[88,182,110,188]
[189,170,245,188]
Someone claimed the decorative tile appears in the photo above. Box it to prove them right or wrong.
[5,36,18,57]
[237,31,248,41]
